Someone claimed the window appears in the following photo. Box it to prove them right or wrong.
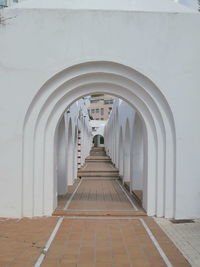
[101,118,104,120]
[96,118,99,120]
[96,109,99,113]
[91,109,95,114]
[101,108,104,115]
[104,100,113,105]
[0,0,7,7]
[91,99,99,103]
[109,107,112,111]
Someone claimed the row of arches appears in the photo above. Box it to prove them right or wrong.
[56,100,92,204]
[104,100,144,207]
[22,61,176,218]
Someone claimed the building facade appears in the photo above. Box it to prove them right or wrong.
[0,0,200,219]
[88,94,115,121]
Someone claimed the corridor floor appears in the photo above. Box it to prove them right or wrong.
[54,178,145,216]
[0,148,190,266]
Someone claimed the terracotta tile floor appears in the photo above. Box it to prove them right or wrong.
[41,218,190,267]
[0,217,58,266]
[81,162,117,171]
[0,151,191,266]
[54,178,145,216]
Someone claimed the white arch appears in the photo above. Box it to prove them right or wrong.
[130,113,144,200]
[22,61,176,218]
[118,126,124,177]
[73,125,78,183]
[123,119,131,183]
[114,107,119,167]
[67,118,73,186]
[93,134,104,147]
[55,116,67,196]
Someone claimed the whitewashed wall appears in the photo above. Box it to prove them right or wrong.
[0,0,200,218]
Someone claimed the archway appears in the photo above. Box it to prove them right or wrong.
[123,119,131,184]
[93,134,104,147]
[118,127,124,178]
[56,116,67,196]
[66,118,73,186]
[73,126,78,183]
[22,61,176,218]
[130,113,144,204]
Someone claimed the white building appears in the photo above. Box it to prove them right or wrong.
[0,0,200,219]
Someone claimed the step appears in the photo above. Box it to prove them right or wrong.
[90,153,106,156]
[78,169,119,173]
[86,156,111,160]
[77,172,119,177]
[85,160,111,163]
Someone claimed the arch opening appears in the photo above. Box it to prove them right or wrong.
[93,134,104,147]
[22,61,176,218]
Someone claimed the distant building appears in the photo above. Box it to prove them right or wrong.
[88,94,115,120]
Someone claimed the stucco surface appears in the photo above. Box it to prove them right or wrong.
[14,0,196,12]
[0,6,200,218]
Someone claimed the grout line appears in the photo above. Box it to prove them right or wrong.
[64,179,83,210]
[116,179,138,211]
[140,218,173,267]
[34,217,64,267]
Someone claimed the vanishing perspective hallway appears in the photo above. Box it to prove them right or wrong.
[0,147,191,266]
[38,147,189,267]
[54,147,144,217]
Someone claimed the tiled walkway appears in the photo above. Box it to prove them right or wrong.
[0,217,58,266]
[42,218,189,267]
[54,178,145,216]
[0,147,192,266]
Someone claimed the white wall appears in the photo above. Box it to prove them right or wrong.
[0,2,199,218]
[131,113,144,191]
[90,120,106,137]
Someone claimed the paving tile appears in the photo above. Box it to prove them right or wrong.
[0,217,58,266]
[0,149,192,267]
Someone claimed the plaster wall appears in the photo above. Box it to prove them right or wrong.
[90,120,106,137]
[0,3,200,218]
[56,116,67,195]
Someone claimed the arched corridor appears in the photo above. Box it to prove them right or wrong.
[0,1,199,265]
[21,61,177,219]
[93,134,104,147]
